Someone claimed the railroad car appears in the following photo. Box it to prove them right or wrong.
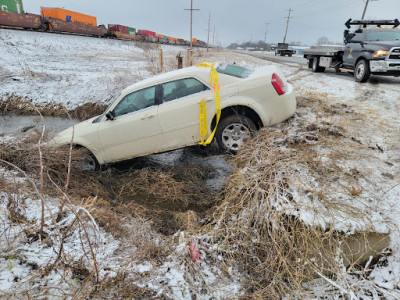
[0,2,208,47]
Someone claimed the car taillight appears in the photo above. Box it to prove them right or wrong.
[271,73,288,96]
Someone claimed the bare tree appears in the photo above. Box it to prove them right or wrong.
[317,36,331,45]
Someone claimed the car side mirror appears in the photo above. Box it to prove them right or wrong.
[105,111,115,120]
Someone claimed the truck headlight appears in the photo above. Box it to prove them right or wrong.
[372,50,389,58]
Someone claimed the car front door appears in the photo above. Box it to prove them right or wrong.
[97,85,163,163]
[157,77,213,150]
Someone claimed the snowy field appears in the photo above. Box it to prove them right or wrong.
[1,29,400,299]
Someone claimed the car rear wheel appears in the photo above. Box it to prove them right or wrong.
[354,59,370,83]
[216,115,257,153]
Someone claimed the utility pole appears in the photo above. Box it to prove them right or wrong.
[184,0,199,49]
[361,0,378,20]
[263,22,270,52]
[283,8,293,44]
[207,12,211,52]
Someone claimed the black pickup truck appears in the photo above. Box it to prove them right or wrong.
[303,19,400,82]
[275,43,296,57]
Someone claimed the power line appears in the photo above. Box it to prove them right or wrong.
[184,0,199,49]
[283,8,294,43]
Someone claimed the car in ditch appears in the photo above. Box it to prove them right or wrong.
[50,63,297,170]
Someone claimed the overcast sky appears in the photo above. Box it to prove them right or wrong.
[23,0,400,46]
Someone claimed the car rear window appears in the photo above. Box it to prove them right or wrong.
[216,64,254,78]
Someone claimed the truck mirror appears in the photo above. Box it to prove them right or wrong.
[345,33,355,43]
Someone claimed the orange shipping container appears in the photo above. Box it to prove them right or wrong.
[41,7,97,27]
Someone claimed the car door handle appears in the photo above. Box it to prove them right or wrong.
[205,97,214,102]
[141,114,155,120]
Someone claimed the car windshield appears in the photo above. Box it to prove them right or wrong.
[216,64,254,78]
[365,30,400,41]
[92,95,121,123]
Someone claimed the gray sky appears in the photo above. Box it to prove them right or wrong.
[23,0,400,46]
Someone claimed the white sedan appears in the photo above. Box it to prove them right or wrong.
[50,63,296,170]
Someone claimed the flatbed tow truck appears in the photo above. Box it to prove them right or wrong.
[303,19,400,82]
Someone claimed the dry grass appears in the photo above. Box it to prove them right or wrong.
[200,96,393,298]
[0,130,215,237]
[1,95,392,298]
[0,94,106,121]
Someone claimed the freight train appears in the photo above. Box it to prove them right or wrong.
[0,3,208,47]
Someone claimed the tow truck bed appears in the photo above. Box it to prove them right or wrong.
[303,45,344,58]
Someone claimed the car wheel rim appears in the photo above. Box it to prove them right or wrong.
[221,123,251,151]
[82,155,97,171]
[356,64,364,78]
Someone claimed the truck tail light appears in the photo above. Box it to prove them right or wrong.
[271,73,288,95]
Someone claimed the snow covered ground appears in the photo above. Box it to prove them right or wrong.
[1,28,400,299]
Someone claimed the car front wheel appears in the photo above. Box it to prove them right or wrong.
[215,115,257,153]
[77,148,100,171]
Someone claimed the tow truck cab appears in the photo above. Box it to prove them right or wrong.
[343,19,400,81]
[303,19,400,82]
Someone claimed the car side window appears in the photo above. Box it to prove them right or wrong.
[162,78,209,103]
[113,86,156,117]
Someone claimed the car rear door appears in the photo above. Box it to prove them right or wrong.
[157,77,213,149]
[97,85,164,163]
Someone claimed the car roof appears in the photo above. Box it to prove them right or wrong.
[120,64,252,96]
[121,66,212,95]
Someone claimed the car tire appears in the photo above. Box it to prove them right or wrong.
[308,59,313,68]
[354,59,370,83]
[80,149,100,171]
[215,115,257,153]
[312,57,325,73]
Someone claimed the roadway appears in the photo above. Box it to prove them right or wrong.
[237,50,400,84]
[236,50,307,66]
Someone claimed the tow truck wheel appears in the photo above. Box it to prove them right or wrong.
[312,57,325,73]
[354,59,370,83]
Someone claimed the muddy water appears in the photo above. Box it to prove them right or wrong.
[0,114,78,138]
[147,148,233,192]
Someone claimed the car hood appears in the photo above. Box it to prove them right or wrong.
[48,115,99,147]
[366,41,400,50]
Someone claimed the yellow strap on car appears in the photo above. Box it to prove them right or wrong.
[196,62,221,146]
[199,99,207,144]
